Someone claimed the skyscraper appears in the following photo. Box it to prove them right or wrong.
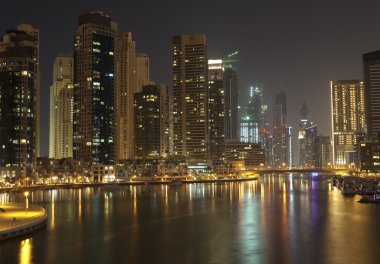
[134,84,169,158]
[298,102,312,167]
[273,126,292,167]
[0,26,39,177]
[315,135,332,169]
[363,51,380,139]
[208,59,225,161]
[49,54,73,159]
[172,34,208,160]
[136,53,151,90]
[331,80,365,166]
[273,92,287,128]
[73,11,117,165]
[224,52,238,141]
[115,32,136,161]
[16,24,40,158]
[303,125,318,167]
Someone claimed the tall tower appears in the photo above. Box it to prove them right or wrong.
[273,92,287,128]
[331,80,365,166]
[73,11,117,165]
[49,54,73,159]
[16,24,40,157]
[172,34,208,160]
[134,84,169,158]
[298,102,311,167]
[136,53,151,90]
[208,59,225,162]
[115,32,136,161]
[363,51,380,139]
[224,52,238,141]
[0,26,39,177]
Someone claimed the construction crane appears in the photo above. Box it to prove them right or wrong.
[224,51,238,69]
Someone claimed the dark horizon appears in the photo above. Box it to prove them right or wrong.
[1,0,379,156]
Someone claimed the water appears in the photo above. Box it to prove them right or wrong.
[1,173,380,264]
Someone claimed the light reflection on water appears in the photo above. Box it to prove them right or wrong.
[0,173,380,263]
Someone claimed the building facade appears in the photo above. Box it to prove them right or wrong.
[315,135,332,169]
[115,32,136,161]
[363,51,380,139]
[0,26,39,178]
[172,34,208,160]
[208,59,225,162]
[73,11,117,165]
[331,80,365,167]
[49,54,73,159]
[272,126,292,168]
[224,53,238,141]
[134,84,169,158]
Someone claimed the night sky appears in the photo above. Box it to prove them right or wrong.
[1,0,379,156]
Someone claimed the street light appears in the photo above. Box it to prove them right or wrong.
[24,191,29,215]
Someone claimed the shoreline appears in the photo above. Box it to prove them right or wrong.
[0,204,47,241]
[0,177,259,193]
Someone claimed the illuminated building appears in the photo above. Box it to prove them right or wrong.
[136,53,151,90]
[240,114,258,143]
[16,24,41,158]
[358,137,380,173]
[115,32,136,160]
[298,102,313,167]
[272,126,292,168]
[224,52,238,140]
[331,80,365,167]
[73,11,117,165]
[315,135,332,169]
[363,51,380,139]
[0,26,39,177]
[223,141,265,168]
[134,84,169,158]
[208,59,225,162]
[49,54,73,159]
[172,34,208,159]
[303,125,318,167]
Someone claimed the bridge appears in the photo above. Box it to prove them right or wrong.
[239,168,354,175]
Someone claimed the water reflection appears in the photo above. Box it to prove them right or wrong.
[0,174,380,263]
[19,238,32,264]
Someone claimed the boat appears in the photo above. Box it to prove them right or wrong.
[357,195,380,204]
[170,180,182,186]
[341,182,357,195]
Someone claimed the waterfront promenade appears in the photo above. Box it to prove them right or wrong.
[0,204,47,240]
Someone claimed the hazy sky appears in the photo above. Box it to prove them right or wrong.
[1,0,379,156]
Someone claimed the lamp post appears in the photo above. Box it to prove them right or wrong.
[24,191,29,215]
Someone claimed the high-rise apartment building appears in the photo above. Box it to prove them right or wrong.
[172,34,208,160]
[208,59,225,161]
[115,32,136,161]
[272,126,292,168]
[363,51,380,139]
[224,52,238,141]
[136,53,150,89]
[331,80,365,166]
[16,24,41,158]
[303,125,318,167]
[315,135,332,169]
[0,26,39,177]
[49,54,73,159]
[298,102,313,167]
[134,84,169,158]
[73,11,117,165]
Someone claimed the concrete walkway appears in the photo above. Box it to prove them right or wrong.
[0,204,47,240]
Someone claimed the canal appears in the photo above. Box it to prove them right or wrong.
[0,173,379,264]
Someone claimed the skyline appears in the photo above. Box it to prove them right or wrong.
[1,1,380,155]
